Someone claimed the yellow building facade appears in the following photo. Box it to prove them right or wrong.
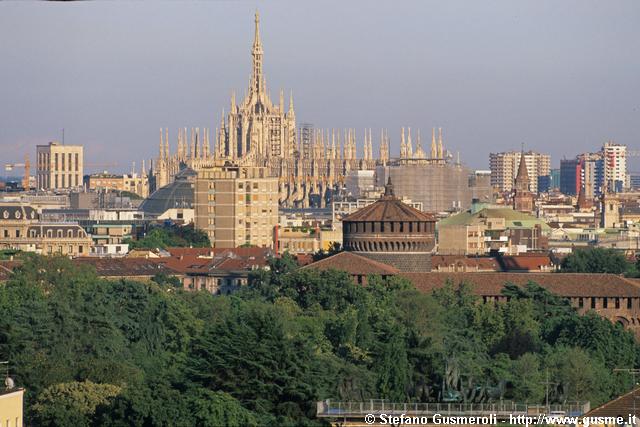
[194,166,278,248]
[0,388,24,427]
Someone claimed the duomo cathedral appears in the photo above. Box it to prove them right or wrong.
[152,12,449,208]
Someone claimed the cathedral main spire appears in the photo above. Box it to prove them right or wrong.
[251,11,264,97]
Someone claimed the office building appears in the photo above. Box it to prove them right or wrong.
[560,159,580,196]
[36,141,84,190]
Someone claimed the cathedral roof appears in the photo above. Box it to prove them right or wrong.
[342,178,435,222]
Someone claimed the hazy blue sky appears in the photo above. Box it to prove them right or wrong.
[1,1,639,173]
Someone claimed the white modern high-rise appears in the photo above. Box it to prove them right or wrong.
[602,141,627,192]
[489,151,551,193]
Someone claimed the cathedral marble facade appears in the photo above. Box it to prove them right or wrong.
[152,12,448,208]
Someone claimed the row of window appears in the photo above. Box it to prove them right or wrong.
[45,244,85,254]
[345,221,434,234]
[2,228,87,239]
[578,296,634,310]
[482,296,638,310]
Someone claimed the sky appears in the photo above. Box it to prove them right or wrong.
[1,1,639,173]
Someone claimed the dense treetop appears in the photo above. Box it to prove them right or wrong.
[124,223,211,250]
[0,254,638,426]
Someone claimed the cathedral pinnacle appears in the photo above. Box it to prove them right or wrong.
[253,11,262,52]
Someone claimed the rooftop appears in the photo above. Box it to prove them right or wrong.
[342,178,434,223]
[302,251,400,276]
[400,272,640,298]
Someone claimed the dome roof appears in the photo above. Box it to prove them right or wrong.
[140,168,196,216]
[342,178,435,222]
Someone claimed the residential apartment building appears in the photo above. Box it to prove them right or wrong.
[578,152,605,198]
[437,207,549,255]
[603,141,627,192]
[194,165,278,248]
[36,141,84,190]
[489,151,551,193]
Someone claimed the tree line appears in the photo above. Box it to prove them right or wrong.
[0,253,638,426]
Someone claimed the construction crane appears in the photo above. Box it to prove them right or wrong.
[4,154,30,190]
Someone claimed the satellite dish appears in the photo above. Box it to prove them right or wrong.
[5,376,15,390]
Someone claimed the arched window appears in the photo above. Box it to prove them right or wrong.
[57,230,63,238]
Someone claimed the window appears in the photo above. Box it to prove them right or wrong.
[603,298,608,309]
[3,230,7,238]
[615,298,620,309]
[15,230,20,238]
[628,298,633,309]
[78,246,83,253]
[578,298,584,308]
[75,153,79,171]
[57,230,63,238]
[591,298,596,309]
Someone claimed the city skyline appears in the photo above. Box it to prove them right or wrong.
[1,1,639,173]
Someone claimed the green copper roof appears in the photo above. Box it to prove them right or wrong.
[438,208,550,231]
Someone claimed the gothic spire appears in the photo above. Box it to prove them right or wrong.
[288,90,294,113]
[251,11,264,97]
[431,127,437,159]
[515,148,530,191]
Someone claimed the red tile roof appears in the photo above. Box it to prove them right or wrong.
[342,196,435,222]
[74,258,178,277]
[303,252,400,275]
[400,272,640,298]
[585,387,640,417]
[161,247,274,274]
[500,254,554,272]
[165,246,273,258]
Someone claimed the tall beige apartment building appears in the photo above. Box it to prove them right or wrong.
[194,165,278,248]
[489,151,550,193]
[36,141,84,190]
